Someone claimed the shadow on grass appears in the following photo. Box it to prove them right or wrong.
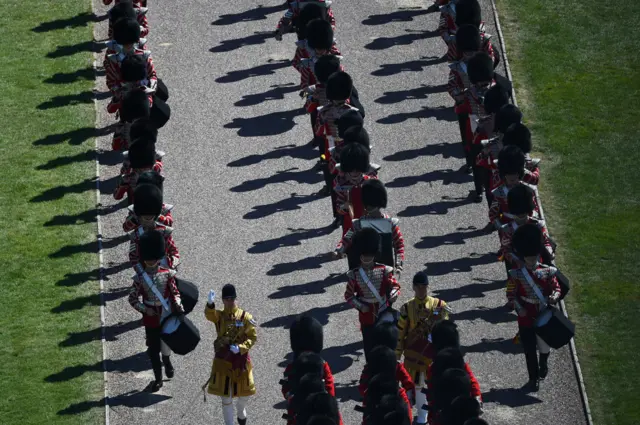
[59,319,140,348]
[364,30,438,50]
[55,262,130,287]
[44,67,100,84]
[260,302,350,329]
[234,83,299,107]
[374,84,447,104]
[44,203,122,227]
[210,31,273,53]
[248,225,334,254]
[230,167,322,193]
[32,12,106,33]
[49,234,128,259]
[371,55,447,77]
[215,60,290,84]
[268,273,345,300]
[243,193,319,220]
[211,4,285,26]
[30,177,96,202]
[37,90,110,110]
[32,124,114,146]
[46,41,104,58]
[45,352,148,383]
[266,252,335,276]
[224,108,305,137]
[57,391,171,415]
[397,195,475,217]
[383,142,464,161]
[50,288,128,314]
[36,150,96,170]
[385,168,472,188]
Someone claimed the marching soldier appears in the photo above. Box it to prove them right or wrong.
[506,225,561,390]
[396,272,452,425]
[127,230,184,392]
[275,0,335,41]
[345,228,401,359]
[108,1,149,40]
[205,285,257,425]
[114,135,163,202]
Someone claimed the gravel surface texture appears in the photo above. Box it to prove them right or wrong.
[90,1,587,424]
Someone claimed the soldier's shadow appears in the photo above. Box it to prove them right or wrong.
[243,193,320,220]
[230,167,323,193]
[362,8,432,26]
[266,252,335,276]
[260,302,350,329]
[371,56,447,77]
[215,60,290,84]
[249,226,335,254]
[224,108,306,137]
[229,143,317,167]
[398,195,475,217]
[268,273,345,300]
[385,168,472,188]
[211,4,285,26]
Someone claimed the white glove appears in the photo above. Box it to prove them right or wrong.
[230,344,240,354]
[475,396,484,413]
[207,290,216,305]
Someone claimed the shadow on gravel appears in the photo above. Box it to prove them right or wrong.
[482,387,542,407]
[210,31,273,53]
[224,108,305,137]
[244,193,319,219]
[45,352,148,383]
[32,124,114,146]
[266,252,335,276]
[234,83,299,107]
[249,225,334,254]
[325,341,364,375]
[425,252,496,276]
[375,84,447,104]
[44,67,101,84]
[59,319,140,347]
[230,167,322,192]
[414,226,490,250]
[462,337,521,355]
[371,56,447,77]
[260,302,350,328]
[383,142,464,162]
[385,168,472,188]
[36,150,96,170]
[58,391,171,415]
[433,278,505,303]
[51,288,128,314]
[365,30,438,50]
[212,4,285,26]
[335,380,362,403]
[398,195,474,217]
[453,306,514,325]
[46,41,104,58]
[32,12,106,33]
[377,105,456,125]
[268,273,345,299]
[48,234,128,259]
[230,144,317,167]
[362,8,434,26]
[37,90,110,110]
[215,60,290,84]
[55,262,130,287]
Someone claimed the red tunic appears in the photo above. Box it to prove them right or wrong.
[489,181,541,225]
[128,223,180,270]
[447,61,471,116]
[277,0,336,31]
[337,213,405,262]
[333,174,375,236]
[292,42,342,89]
[426,362,482,425]
[104,48,157,100]
[344,264,400,326]
[281,359,336,425]
[128,266,181,328]
[358,362,415,398]
[113,161,163,201]
[499,217,553,265]
[507,265,561,327]
[447,28,497,64]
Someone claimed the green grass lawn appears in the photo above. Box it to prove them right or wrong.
[0,1,103,423]
[495,1,640,424]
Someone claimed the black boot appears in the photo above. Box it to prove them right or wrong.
[162,355,174,379]
[539,352,550,380]
[238,418,247,425]
[524,352,539,391]
[147,350,164,392]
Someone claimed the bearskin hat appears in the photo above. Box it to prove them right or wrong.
[130,117,158,142]
[434,368,473,411]
[495,104,523,134]
[306,19,334,50]
[314,55,341,84]
[507,183,536,216]
[339,142,369,173]
[353,227,381,257]
[307,416,338,425]
[455,0,482,28]
[365,374,399,407]
[483,83,510,114]
[113,18,141,45]
[431,320,460,353]
[502,122,532,153]
[128,137,156,169]
[297,3,328,39]
[372,322,399,351]
[442,395,482,425]
[298,392,340,425]
[120,90,150,122]
[432,348,466,382]
[467,52,494,84]
[326,72,353,102]
[373,399,411,425]
[368,346,398,376]
[497,145,525,178]
[291,373,326,414]
[133,184,162,217]
[512,223,543,257]
[288,352,325,384]
[137,170,164,191]
[455,25,481,54]
[290,314,324,355]
[139,229,165,261]
[336,110,364,138]
[109,1,136,23]
[361,179,388,209]
[343,127,371,151]
[121,54,147,82]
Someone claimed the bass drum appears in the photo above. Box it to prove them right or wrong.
[175,278,199,315]
[155,78,169,102]
[150,96,171,129]
[161,315,200,355]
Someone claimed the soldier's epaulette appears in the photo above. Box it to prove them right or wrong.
[163,203,174,213]
[295,39,307,49]
[136,6,148,16]
[528,157,541,168]
[369,163,381,173]
[491,184,509,198]
[390,217,400,226]
[534,264,558,279]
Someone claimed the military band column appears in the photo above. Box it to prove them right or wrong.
[97,0,576,424]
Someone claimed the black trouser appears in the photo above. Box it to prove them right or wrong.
[145,327,163,382]
[362,324,376,362]
[310,110,318,141]
[483,167,494,207]
[469,144,486,195]
[456,113,471,165]
[519,325,550,382]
